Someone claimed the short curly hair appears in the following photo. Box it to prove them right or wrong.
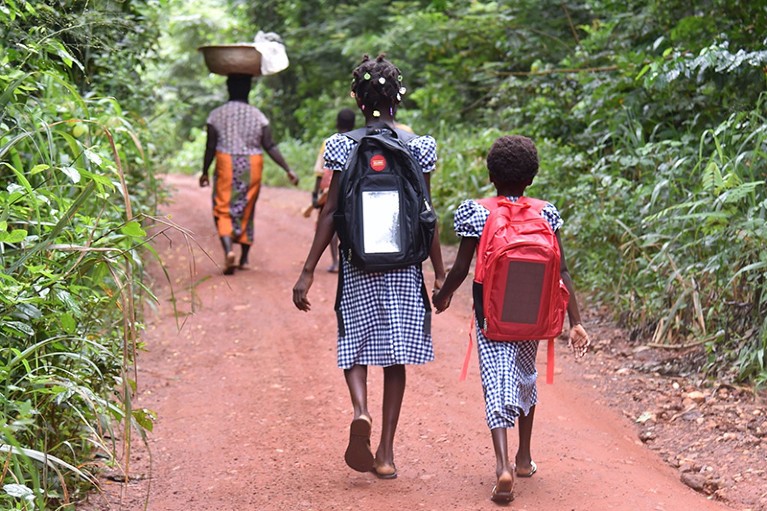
[486,135,539,186]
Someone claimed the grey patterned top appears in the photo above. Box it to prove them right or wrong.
[207,101,269,155]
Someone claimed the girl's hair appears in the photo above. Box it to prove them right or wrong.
[350,54,405,115]
[227,74,252,101]
[487,135,539,186]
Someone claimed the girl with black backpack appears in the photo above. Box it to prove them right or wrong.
[292,54,446,479]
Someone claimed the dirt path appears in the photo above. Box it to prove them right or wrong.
[82,174,733,511]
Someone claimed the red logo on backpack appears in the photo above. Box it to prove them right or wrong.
[369,154,386,172]
[473,196,569,342]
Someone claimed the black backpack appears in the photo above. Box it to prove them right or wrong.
[334,125,437,272]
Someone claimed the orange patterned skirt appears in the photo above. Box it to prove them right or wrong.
[212,152,264,245]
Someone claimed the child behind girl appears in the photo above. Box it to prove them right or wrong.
[432,135,590,504]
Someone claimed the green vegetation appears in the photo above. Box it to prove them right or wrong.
[1,0,766,507]
[1,1,161,508]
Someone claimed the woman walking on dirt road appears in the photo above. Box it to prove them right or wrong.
[200,73,299,275]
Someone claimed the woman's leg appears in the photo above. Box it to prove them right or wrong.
[515,405,536,476]
[219,235,233,256]
[376,364,406,469]
[220,235,236,275]
[239,243,251,268]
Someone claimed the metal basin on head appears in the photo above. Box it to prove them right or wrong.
[198,44,262,76]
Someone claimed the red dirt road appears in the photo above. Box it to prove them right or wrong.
[85,174,732,511]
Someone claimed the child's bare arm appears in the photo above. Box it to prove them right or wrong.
[556,232,590,356]
[433,236,477,313]
[424,174,446,288]
[293,172,340,311]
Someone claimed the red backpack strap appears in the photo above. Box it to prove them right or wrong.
[476,196,505,210]
[517,196,547,213]
[459,311,475,381]
[546,338,555,384]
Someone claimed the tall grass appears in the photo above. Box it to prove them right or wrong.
[1,69,156,508]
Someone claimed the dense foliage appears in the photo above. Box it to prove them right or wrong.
[1,1,161,508]
[231,0,767,384]
[1,0,766,508]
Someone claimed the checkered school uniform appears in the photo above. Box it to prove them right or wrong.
[324,131,437,369]
[454,197,563,429]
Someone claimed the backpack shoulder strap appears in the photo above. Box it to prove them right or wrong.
[477,196,506,210]
[393,128,418,145]
[344,125,419,145]
[343,127,369,143]
[519,196,547,212]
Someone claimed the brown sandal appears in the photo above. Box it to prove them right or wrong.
[344,416,374,472]
[490,471,515,504]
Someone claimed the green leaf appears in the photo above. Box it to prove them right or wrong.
[30,163,49,175]
[56,289,83,316]
[60,312,77,334]
[121,221,146,238]
[61,165,81,183]
[4,320,34,337]
[3,483,34,500]
[132,408,156,432]
[0,228,28,243]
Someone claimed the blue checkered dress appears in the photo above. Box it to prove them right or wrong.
[324,131,437,369]
[454,197,563,429]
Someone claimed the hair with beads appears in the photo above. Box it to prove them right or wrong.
[350,54,406,117]
[486,135,539,186]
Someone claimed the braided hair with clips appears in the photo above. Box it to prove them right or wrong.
[350,54,407,118]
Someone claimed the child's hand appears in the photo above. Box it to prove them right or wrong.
[568,323,590,359]
[292,271,314,311]
[432,285,452,313]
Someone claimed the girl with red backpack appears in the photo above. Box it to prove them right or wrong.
[432,135,590,503]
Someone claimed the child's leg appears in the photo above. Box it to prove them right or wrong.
[376,364,406,468]
[491,427,512,476]
[344,364,369,419]
[343,365,374,472]
[491,427,514,502]
[515,405,536,476]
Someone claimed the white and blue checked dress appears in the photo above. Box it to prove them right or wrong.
[324,131,438,370]
[454,197,563,429]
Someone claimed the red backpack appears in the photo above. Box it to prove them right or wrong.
[461,196,569,383]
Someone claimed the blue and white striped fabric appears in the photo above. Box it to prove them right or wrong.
[325,130,437,370]
[454,197,563,429]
